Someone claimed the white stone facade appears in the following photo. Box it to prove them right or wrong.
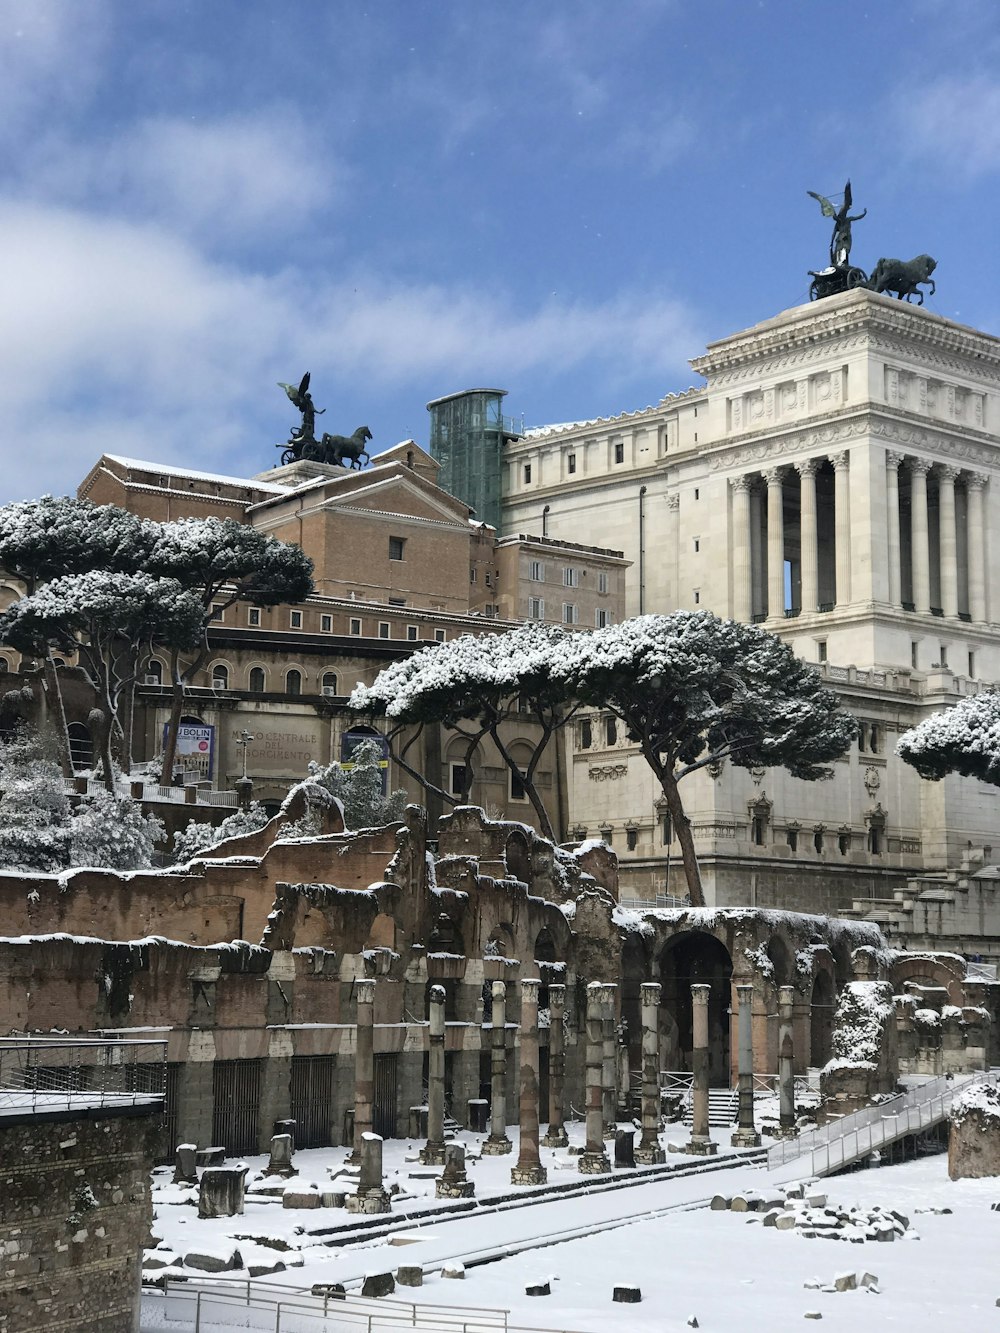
[502,291,1000,945]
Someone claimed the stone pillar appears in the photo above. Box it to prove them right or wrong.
[481,981,512,1154]
[765,467,785,619]
[886,451,903,607]
[911,458,932,614]
[436,1142,474,1198]
[353,978,375,1162]
[967,473,988,623]
[939,465,960,618]
[198,1166,247,1218]
[635,983,665,1165]
[264,1134,297,1178]
[511,979,547,1186]
[832,451,851,606]
[777,984,798,1138]
[732,475,753,622]
[796,459,819,614]
[542,983,568,1147]
[346,1132,391,1214]
[601,983,618,1136]
[420,984,447,1165]
[685,984,717,1156]
[579,982,611,1174]
[731,984,761,1147]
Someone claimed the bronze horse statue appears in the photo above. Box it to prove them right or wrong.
[318,425,372,469]
[868,254,937,304]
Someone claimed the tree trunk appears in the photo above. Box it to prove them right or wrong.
[488,723,555,842]
[656,765,706,908]
[43,652,72,777]
[160,661,185,783]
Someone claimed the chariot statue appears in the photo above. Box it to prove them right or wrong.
[276,373,373,469]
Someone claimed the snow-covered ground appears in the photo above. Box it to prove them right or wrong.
[142,1116,1000,1331]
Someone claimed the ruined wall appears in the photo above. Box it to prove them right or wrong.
[0,1106,160,1333]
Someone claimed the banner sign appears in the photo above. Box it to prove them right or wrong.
[166,722,215,779]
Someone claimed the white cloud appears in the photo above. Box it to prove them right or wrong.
[893,74,1000,179]
[0,0,110,133]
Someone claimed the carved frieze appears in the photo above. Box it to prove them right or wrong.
[588,764,629,781]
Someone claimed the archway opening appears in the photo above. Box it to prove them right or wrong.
[810,971,835,1067]
[659,931,733,1086]
[67,722,93,773]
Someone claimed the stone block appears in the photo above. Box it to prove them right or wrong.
[613,1286,642,1303]
[311,1283,346,1300]
[775,1214,798,1230]
[710,1195,731,1210]
[195,1147,225,1168]
[526,1281,551,1296]
[282,1189,321,1209]
[361,1272,395,1298]
[184,1246,243,1273]
[834,1272,856,1291]
[396,1265,423,1287]
[441,1262,466,1279]
[198,1167,247,1219]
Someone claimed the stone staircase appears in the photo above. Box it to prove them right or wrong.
[837,848,986,934]
[683,1086,739,1128]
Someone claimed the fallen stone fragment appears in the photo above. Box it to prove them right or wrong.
[361,1272,395,1298]
[183,1247,242,1273]
[311,1283,345,1300]
[613,1286,642,1303]
[804,1313,823,1321]
[526,1281,551,1296]
[834,1272,857,1292]
[441,1262,466,1280]
[396,1266,423,1288]
[710,1194,731,1210]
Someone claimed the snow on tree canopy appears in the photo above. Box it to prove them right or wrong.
[147,516,314,606]
[897,689,1000,785]
[0,495,155,588]
[825,980,894,1072]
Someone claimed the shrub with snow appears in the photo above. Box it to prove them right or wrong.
[283,742,407,834]
[826,980,895,1072]
[172,802,270,861]
[0,726,72,872]
[69,788,166,870]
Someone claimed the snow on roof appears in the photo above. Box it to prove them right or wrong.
[522,390,701,440]
[102,455,288,494]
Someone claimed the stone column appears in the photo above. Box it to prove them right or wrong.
[601,983,618,1136]
[765,467,785,619]
[685,984,717,1156]
[579,982,611,1174]
[511,979,547,1186]
[967,473,988,623]
[481,980,512,1154]
[886,451,904,607]
[832,451,851,606]
[796,459,819,614]
[542,983,568,1147]
[731,475,753,622]
[911,458,933,614]
[346,1132,391,1214]
[777,984,797,1139]
[635,983,665,1165]
[939,465,960,618]
[353,978,375,1161]
[420,984,447,1164]
[731,984,761,1147]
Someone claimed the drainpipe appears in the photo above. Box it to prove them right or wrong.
[542,505,550,538]
[638,487,647,614]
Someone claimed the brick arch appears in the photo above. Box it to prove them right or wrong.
[891,955,965,1005]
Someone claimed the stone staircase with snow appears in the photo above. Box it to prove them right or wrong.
[683,1086,739,1128]
[837,847,1000,946]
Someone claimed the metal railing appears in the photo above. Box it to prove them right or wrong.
[146,1277,590,1333]
[766,1069,998,1177]
[68,776,238,808]
[618,893,689,911]
[0,1035,166,1116]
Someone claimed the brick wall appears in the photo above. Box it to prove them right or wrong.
[0,1106,160,1333]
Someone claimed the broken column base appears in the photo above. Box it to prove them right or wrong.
[480,1136,513,1156]
[418,1142,447,1166]
[345,1188,392,1215]
[773,1122,799,1140]
[634,1144,666,1165]
[510,1163,548,1187]
[730,1129,762,1148]
[683,1136,718,1157]
[435,1177,475,1199]
[542,1126,569,1148]
[577,1150,612,1175]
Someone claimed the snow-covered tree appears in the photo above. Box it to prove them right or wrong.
[146,518,314,782]
[897,689,1000,784]
[556,612,857,907]
[350,623,575,838]
[284,742,407,835]
[0,726,72,872]
[0,573,204,789]
[171,801,271,861]
[69,788,165,870]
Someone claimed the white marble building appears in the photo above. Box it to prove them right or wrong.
[502,290,1000,951]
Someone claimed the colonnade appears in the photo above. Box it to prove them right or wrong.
[731,450,989,624]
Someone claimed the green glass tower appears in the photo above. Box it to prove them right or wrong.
[427,388,521,531]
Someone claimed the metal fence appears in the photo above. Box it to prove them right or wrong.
[0,1035,167,1116]
[68,776,238,808]
[145,1278,590,1333]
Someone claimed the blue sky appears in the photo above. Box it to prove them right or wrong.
[1,0,998,503]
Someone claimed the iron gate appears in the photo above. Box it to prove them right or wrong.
[373,1052,397,1139]
[212,1059,261,1155]
[290,1055,335,1148]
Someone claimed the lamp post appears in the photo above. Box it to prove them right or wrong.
[234,729,254,808]
[235,729,253,780]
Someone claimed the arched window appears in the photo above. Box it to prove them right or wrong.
[248,667,266,694]
[286,669,302,696]
[67,722,93,773]
[322,671,338,696]
[0,656,9,673]
[145,660,163,685]
[211,663,229,689]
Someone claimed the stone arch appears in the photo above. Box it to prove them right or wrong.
[507,738,534,804]
[247,665,267,693]
[765,935,794,989]
[429,911,464,957]
[67,721,93,772]
[891,955,965,1005]
[810,969,835,1067]
[505,828,532,885]
[485,921,514,961]
[365,912,397,951]
[658,930,733,1086]
[210,660,231,688]
[621,935,649,1072]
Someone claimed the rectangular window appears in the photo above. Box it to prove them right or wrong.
[389,536,405,561]
[626,827,638,852]
[563,567,578,588]
[567,453,577,474]
[407,625,419,641]
[450,763,467,795]
[817,640,827,662]
[529,597,545,620]
[562,603,578,624]
[434,629,446,642]
[510,768,526,801]
[694,488,700,500]
[597,571,609,594]
[605,716,617,746]
[349,617,362,636]
[248,607,261,627]
[581,719,592,749]
[529,560,544,582]
[470,567,477,583]
[485,571,492,587]
[911,640,919,669]
[289,610,302,629]
[388,596,405,606]
[969,650,976,678]
[614,441,624,464]
[693,591,701,605]
[210,603,224,622]
[661,813,672,845]
[378,622,390,639]
[320,613,332,633]
[595,608,610,628]
[523,464,532,484]
[939,644,948,667]
[693,538,700,553]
